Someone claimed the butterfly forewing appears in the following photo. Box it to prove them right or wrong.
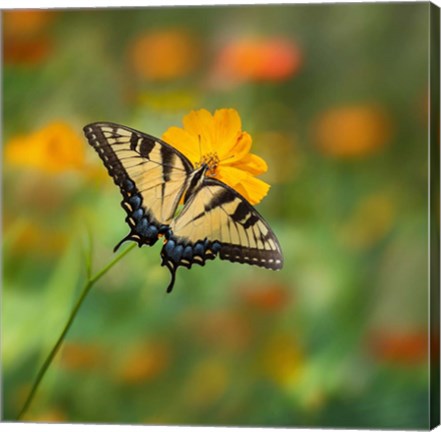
[84,122,193,248]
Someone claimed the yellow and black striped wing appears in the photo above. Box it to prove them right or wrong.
[83,122,193,249]
[161,178,283,275]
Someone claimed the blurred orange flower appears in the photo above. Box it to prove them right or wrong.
[117,342,170,384]
[369,330,428,365]
[238,282,290,311]
[3,10,56,65]
[213,36,302,84]
[129,29,200,81]
[60,342,104,371]
[163,108,270,204]
[5,122,85,174]
[313,105,392,158]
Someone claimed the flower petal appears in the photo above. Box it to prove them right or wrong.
[219,131,252,165]
[217,165,270,205]
[182,109,215,153]
[235,175,270,205]
[162,126,199,165]
[231,152,268,175]
[213,108,242,157]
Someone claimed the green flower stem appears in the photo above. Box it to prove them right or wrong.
[17,242,137,421]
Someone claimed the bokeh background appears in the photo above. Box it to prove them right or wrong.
[2,3,432,428]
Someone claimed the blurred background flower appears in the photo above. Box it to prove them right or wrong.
[368,329,428,366]
[211,36,302,86]
[312,105,393,159]
[128,28,201,82]
[5,122,85,173]
[3,10,57,65]
[3,3,431,429]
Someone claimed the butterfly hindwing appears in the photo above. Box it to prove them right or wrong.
[161,178,283,291]
[83,122,193,249]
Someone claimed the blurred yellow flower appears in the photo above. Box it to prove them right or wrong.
[162,108,270,205]
[261,333,304,387]
[313,105,392,158]
[129,29,200,81]
[5,122,85,173]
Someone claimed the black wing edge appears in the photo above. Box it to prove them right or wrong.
[83,122,182,250]
[160,178,283,293]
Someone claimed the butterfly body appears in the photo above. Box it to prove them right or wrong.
[84,122,283,292]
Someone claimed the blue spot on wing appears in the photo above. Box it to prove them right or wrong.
[132,208,143,221]
[193,242,205,257]
[129,195,141,209]
[170,245,184,263]
[124,179,135,192]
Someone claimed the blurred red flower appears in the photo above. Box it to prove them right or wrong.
[368,330,428,366]
[313,105,393,158]
[3,10,57,65]
[128,29,201,81]
[212,36,302,84]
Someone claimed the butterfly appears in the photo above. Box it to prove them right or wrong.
[83,122,283,292]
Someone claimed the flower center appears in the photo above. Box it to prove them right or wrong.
[196,152,220,177]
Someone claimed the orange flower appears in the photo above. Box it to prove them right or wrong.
[117,342,170,384]
[5,122,85,173]
[129,29,200,81]
[3,10,56,39]
[213,37,302,84]
[3,10,56,65]
[369,330,428,365]
[239,282,291,311]
[313,105,392,158]
[60,342,104,371]
[162,108,270,204]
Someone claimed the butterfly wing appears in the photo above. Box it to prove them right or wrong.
[161,178,283,292]
[83,122,193,249]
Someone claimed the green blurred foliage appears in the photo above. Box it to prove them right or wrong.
[3,3,430,428]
